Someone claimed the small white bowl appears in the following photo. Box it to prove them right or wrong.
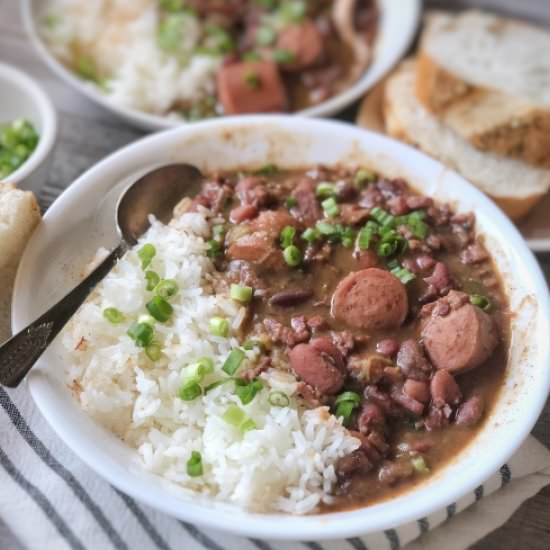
[21,0,420,132]
[11,116,550,541]
[0,62,57,193]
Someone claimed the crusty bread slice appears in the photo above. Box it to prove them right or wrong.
[416,11,550,169]
[384,61,550,220]
[0,184,41,342]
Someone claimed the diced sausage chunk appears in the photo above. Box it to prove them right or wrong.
[217,61,288,114]
[456,395,485,427]
[430,370,462,408]
[291,178,322,225]
[250,210,298,237]
[331,268,408,331]
[422,291,498,373]
[289,337,345,395]
[236,176,270,208]
[227,232,281,269]
[229,204,258,223]
[276,20,324,72]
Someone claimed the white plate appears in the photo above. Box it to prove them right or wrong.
[12,116,550,540]
[357,80,550,252]
[21,0,420,132]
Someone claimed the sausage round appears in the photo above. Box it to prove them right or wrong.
[276,20,324,72]
[422,296,498,373]
[288,337,345,395]
[331,268,408,331]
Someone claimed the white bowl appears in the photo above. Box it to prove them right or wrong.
[12,116,550,540]
[21,0,420,132]
[0,62,57,193]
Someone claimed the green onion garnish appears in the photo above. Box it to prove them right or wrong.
[230,284,254,304]
[390,265,416,284]
[255,164,278,176]
[278,0,306,23]
[316,182,337,199]
[316,221,338,236]
[358,221,379,250]
[283,245,302,267]
[157,14,185,53]
[209,317,229,337]
[186,451,203,477]
[370,207,395,228]
[334,391,361,406]
[183,357,214,382]
[354,169,375,187]
[146,296,173,323]
[178,380,202,401]
[322,197,339,218]
[206,239,223,258]
[145,343,162,361]
[272,48,295,64]
[244,70,261,89]
[145,271,160,291]
[242,339,262,351]
[376,229,408,258]
[268,391,290,407]
[256,26,276,46]
[154,279,178,299]
[222,349,245,376]
[302,227,320,243]
[138,314,155,326]
[222,404,256,432]
[280,225,296,249]
[212,224,225,241]
[411,456,430,474]
[286,197,298,209]
[470,294,491,311]
[103,307,125,324]
[235,379,264,405]
[334,391,361,425]
[340,226,355,248]
[127,322,154,348]
[137,244,156,270]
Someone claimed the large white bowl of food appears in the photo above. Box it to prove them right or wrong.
[12,116,550,540]
[21,0,420,131]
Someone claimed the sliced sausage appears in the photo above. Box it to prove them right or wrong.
[331,268,408,331]
[289,337,345,395]
[235,176,270,208]
[430,370,462,408]
[456,395,485,427]
[291,178,322,225]
[403,379,430,404]
[275,20,324,72]
[226,232,282,269]
[217,61,288,114]
[229,204,258,223]
[250,209,298,237]
[422,291,498,373]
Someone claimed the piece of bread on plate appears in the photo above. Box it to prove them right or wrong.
[416,10,550,169]
[0,184,41,342]
[384,60,550,221]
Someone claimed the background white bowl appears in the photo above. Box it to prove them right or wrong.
[0,62,57,193]
[21,0,420,132]
[12,117,550,540]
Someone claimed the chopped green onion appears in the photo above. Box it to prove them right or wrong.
[283,245,302,267]
[302,227,320,243]
[340,226,355,248]
[242,50,261,61]
[390,266,416,284]
[334,391,361,406]
[204,380,226,393]
[206,239,223,258]
[186,451,203,477]
[157,14,185,53]
[335,401,357,425]
[242,339,261,351]
[255,164,278,176]
[376,230,408,258]
[127,322,154,348]
[159,0,185,12]
[212,224,225,242]
[138,314,156,326]
[286,197,298,209]
[103,307,125,324]
[272,48,295,64]
[370,207,395,228]
[316,182,337,199]
[222,349,245,376]
[223,404,246,427]
[268,391,290,407]
[358,221,379,250]
[183,357,214,382]
[202,25,235,55]
[240,418,256,432]
[354,169,375,187]
[316,221,338,236]
[244,70,261,89]
[280,225,296,249]
[230,284,254,304]
[178,380,202,401]
[146,296,173,323]
[138,244,156,269]
[470,294,491,311]
[256,26,276,46]
[235,379,264,405]
[278,0,306,23]
[209,317,229,337]
[145,343,162,361]
[407,211,429,239]
[322,197,339,218]
[145,271,160,291]
[411,456,430,474]
[154,279,179,299]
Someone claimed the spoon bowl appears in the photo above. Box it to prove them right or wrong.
[0,163,203,387]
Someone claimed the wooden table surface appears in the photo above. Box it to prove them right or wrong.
[1,1,550,549]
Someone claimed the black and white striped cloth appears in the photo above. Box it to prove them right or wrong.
[2,383,550,550]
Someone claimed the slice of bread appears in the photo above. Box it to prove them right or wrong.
[416,11,550,169]
[384,60,550,221]
[0,184,41,342]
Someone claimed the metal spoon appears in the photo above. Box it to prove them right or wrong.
[0,163,203,387]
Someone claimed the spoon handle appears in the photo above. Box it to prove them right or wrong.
[0,243,125,388]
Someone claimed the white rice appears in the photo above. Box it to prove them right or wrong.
[40,0,221,115]
[61,213,359,514]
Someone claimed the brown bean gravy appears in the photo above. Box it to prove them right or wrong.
[186,164,509,511]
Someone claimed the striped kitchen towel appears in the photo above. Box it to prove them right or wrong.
[1,383,549,550]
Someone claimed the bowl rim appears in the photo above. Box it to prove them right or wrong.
[0,61,57,185]
[12,116,550,540]
[20,0,421,131]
